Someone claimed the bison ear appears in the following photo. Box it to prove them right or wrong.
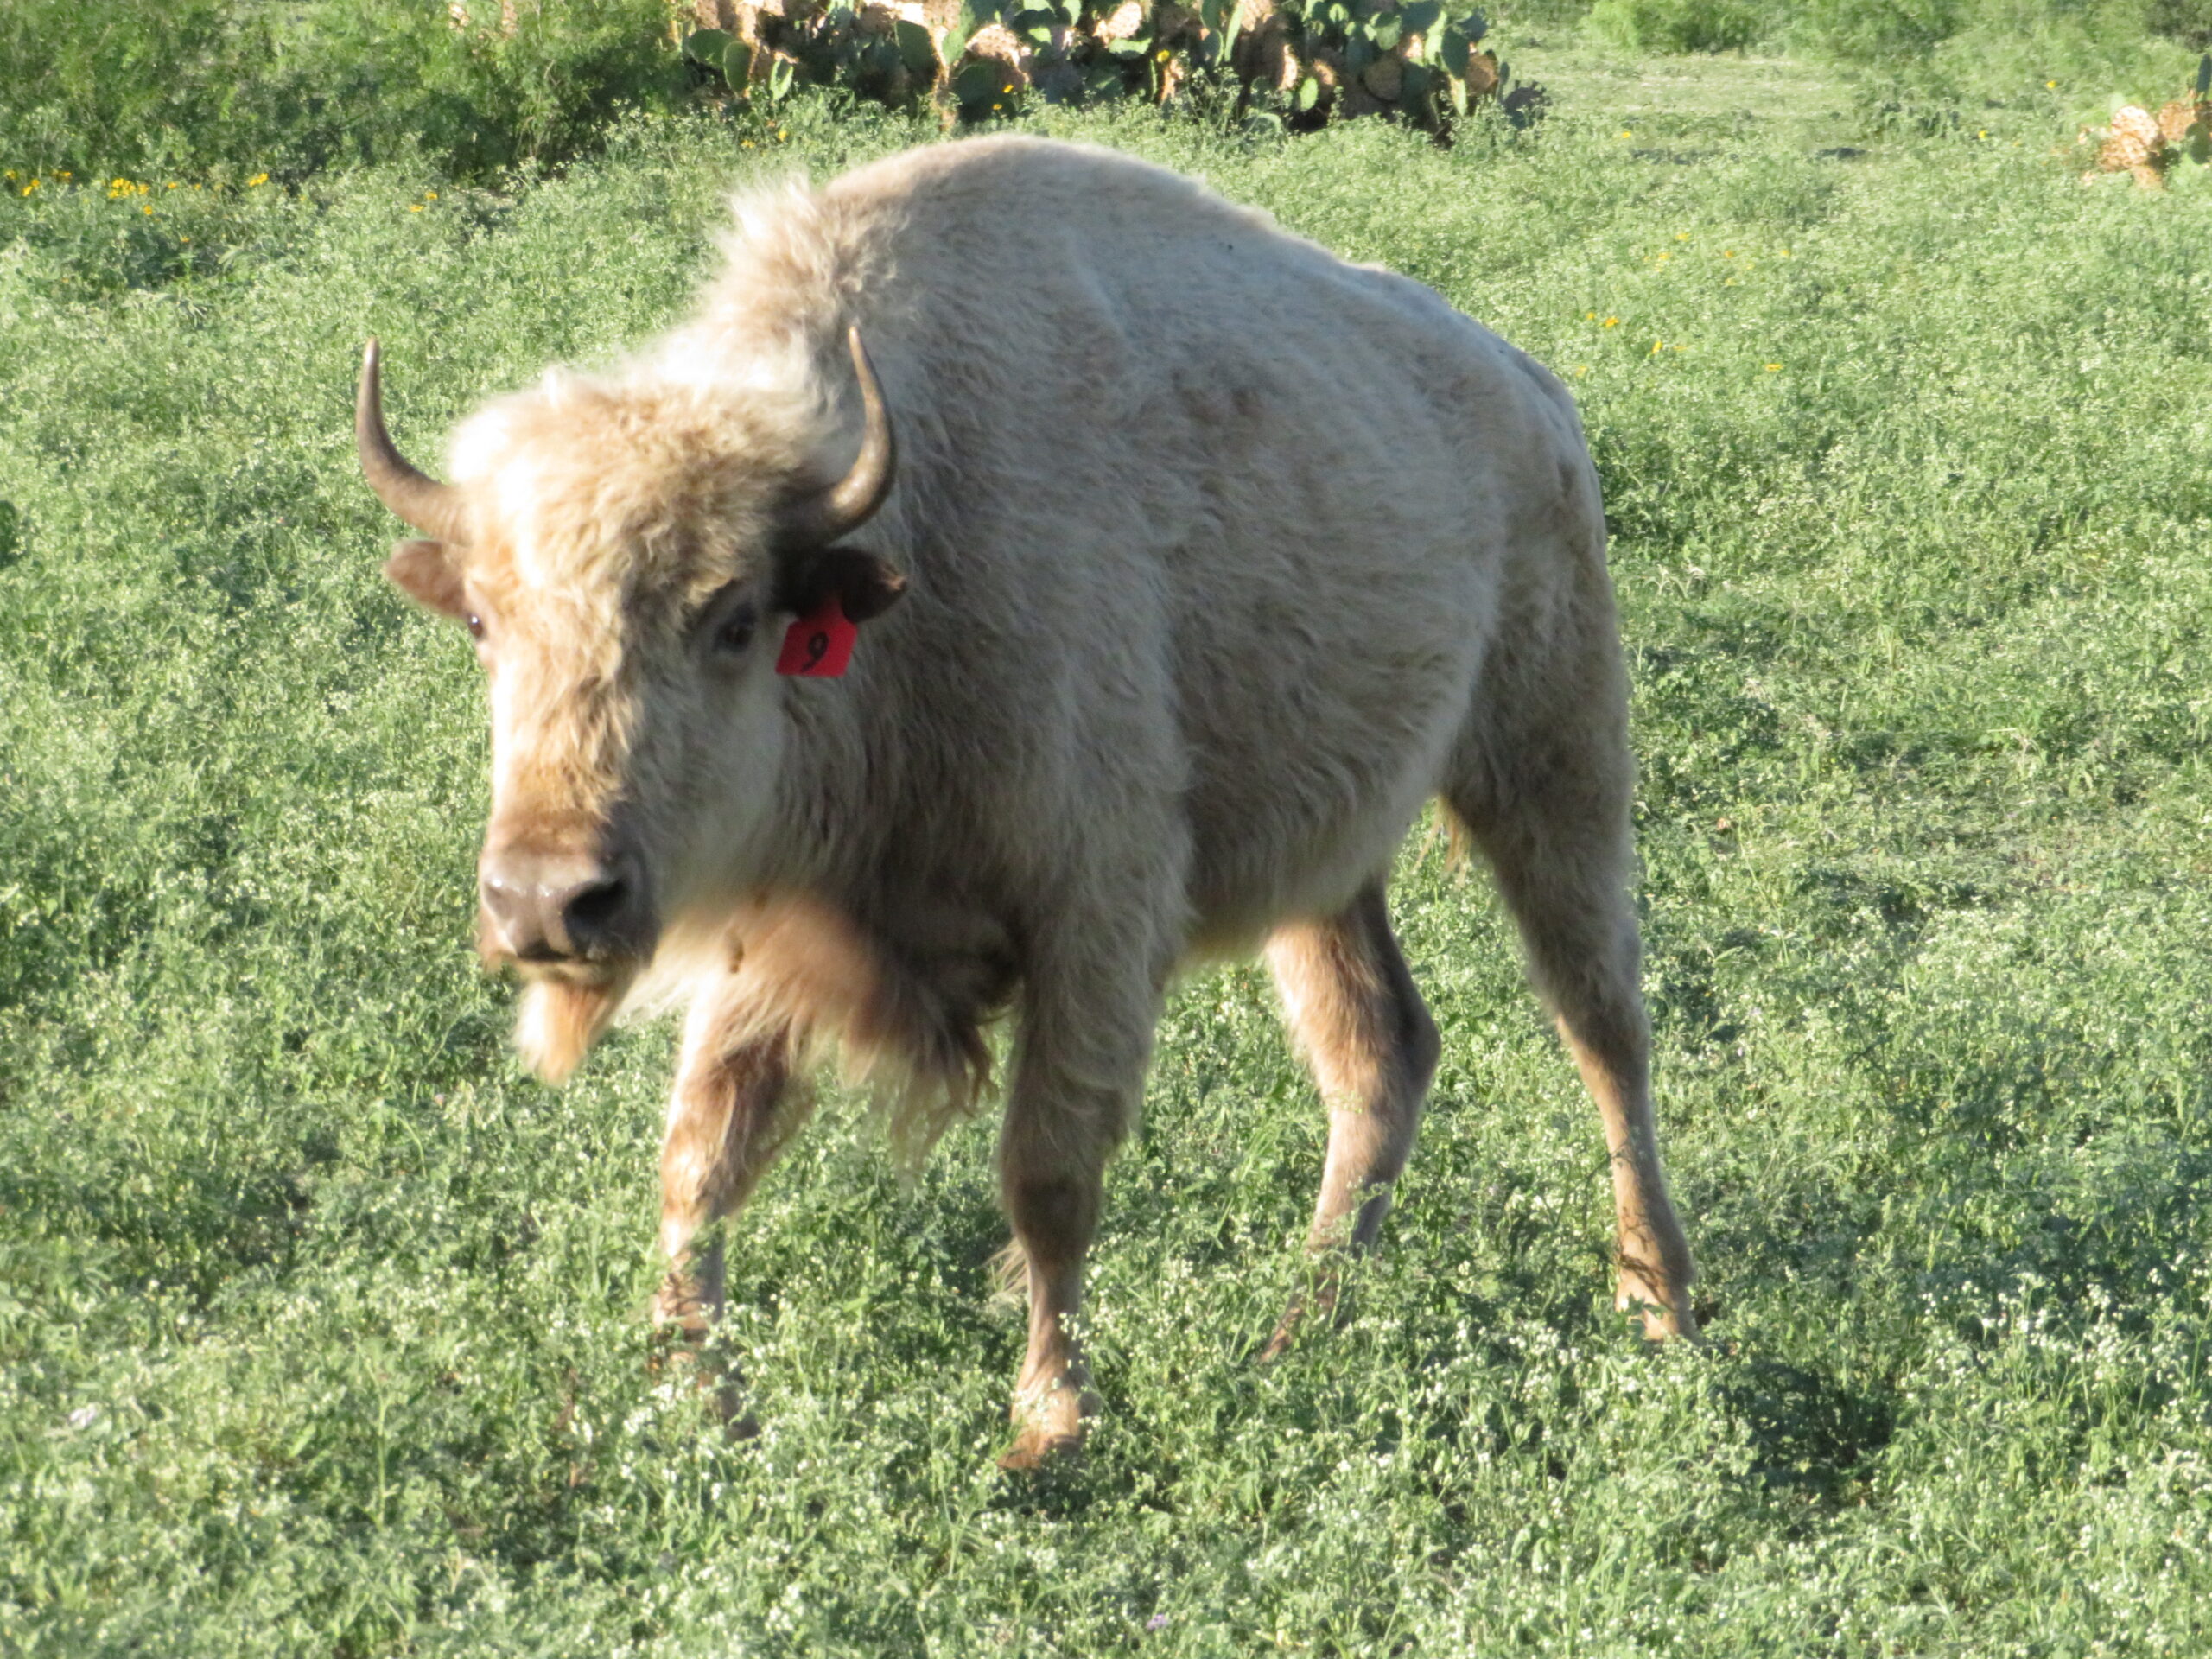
[779,547,907,624]
[385,538,468,620]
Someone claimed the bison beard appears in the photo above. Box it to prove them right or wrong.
[358,135,1701,1471]
[512,978,626,1086]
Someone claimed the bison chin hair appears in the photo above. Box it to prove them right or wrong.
[514,973,632,1084]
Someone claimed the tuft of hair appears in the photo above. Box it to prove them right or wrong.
[514,976,628,1084]
[702,897,1005,1173]
[1435,798,1482,873]
[988,1238,1029,1310]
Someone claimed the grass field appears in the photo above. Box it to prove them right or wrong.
[5,54,2212,1656]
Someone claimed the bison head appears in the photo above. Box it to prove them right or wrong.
[358,331,904,1080]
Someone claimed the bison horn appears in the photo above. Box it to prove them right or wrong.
[357,339,471,545]
[777,326,897,552]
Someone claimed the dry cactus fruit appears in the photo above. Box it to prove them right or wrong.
[2087,104,2170,188]
[2156,97,2212,165]
[2083,59,2212,187]
[1234,0,1303,94]
[962,21,1028,89]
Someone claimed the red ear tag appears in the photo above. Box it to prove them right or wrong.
[776,593,857,677]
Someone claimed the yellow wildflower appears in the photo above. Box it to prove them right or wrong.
[425,189,437,200]
[2045,79,2056,89]
[1764,363,1780,371]
[410,204,424,212]
[1602,315,1618,328]
[1675,231,1688,241]
[247,173,269,187]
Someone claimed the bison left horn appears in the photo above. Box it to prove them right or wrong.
[357,339,472,546]
[776,326,898,553]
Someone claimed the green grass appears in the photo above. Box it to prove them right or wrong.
[6,67,2212,1654]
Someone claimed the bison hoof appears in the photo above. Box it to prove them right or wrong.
[648,1299,755,1433]
[999,1376,1096,1471]
[654,1343,757,1437]
[1259,1269,1347,1363]
[997,1424,1086,1472]
[1259,1302,1310,1363]
[1616,1274,1700,1343]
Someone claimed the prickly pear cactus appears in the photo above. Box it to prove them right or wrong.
[682,0,1540,140]
[1244,0,1539,137]
[2080,55,2212,188]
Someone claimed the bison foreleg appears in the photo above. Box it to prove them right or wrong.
[1261,880,1440,1359]
[653,979,810,1364]
[995,962,1160,1471]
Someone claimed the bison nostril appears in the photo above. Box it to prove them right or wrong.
[480,877,540,953]
[563,877,629,946]
[480,858,642,963]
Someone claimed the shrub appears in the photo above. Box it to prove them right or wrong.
[1828,0,2206,129]
[1586,0,1770,52]
[1796,0,1967,60]
[2145,0,2212,45]
[0,0,683,183]
[1482,0,1599,31]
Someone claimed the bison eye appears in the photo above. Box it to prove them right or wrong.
[464,613,485,641]
[715,601,759,656]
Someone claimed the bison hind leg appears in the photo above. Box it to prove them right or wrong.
[1444,734,1699,1340]
[1260,880,1440,1360]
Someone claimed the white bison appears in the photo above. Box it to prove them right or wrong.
[358,135,1698,1469]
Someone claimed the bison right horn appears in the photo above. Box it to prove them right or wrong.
[776,326,898,553]
[357,339,473,546]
